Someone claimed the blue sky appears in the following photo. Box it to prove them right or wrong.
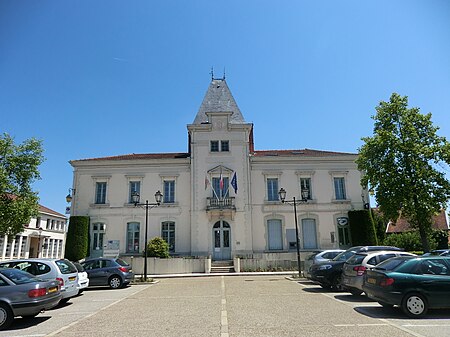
[1,1,450,215]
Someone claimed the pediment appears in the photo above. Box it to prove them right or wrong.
[207,165,234,175]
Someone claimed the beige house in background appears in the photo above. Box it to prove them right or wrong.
[0,204,67,260]
[68,78,368,261]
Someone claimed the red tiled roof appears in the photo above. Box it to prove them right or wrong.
[253,149,356,157]
[38,205,66,218]
[72,153,191,162]
[386,210,449,233]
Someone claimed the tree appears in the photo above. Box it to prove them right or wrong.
[357,93,450,252]
[0,133,44,236]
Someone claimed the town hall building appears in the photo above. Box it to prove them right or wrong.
[68,78,367,262]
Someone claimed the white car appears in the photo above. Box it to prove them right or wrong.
[72,261,90,293]
[304,250,344,278]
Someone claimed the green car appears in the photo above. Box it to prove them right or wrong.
[363,256,450,318]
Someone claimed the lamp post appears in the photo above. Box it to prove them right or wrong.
[132,190,163,281]
[278,187,309,278]
[37,227,43,258]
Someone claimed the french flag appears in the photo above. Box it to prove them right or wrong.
[219,172,224,190]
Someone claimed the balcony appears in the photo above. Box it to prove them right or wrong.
[206,197,236,211]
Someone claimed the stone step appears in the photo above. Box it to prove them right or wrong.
[211,266,235,273]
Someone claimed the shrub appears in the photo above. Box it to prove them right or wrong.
[64,216,89,261]
[431,230,449,249]
[147,237,169,258]
[383,231,437,251]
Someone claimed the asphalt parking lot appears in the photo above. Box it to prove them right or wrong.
[2,276,450,337]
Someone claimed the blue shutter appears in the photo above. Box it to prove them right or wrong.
[268,219,283,250]
[302,219,317,249]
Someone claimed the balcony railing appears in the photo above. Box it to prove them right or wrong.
[206,197,236,211]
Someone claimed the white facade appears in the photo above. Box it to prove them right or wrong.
[0,205,67,260]
[69,79,367,260]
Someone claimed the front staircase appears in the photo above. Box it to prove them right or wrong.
[211,260,235,273]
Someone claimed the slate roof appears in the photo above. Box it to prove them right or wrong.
[386,210,449,233]
[193,79,245,124]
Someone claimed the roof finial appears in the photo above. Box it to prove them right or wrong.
[223,67,226,80]
[210,67,214,80]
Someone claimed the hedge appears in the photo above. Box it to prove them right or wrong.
[64,216,89,261]
[348,210,378,246]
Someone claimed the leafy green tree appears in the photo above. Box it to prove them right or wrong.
[147,237,169,258]
[357,93,450,252]
[0,133,44,236]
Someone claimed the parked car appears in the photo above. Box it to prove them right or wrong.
[422,249,450,257]
[0,259,79,304]
[363,256,450,317]
[308,246,402,289]
[81,258,134,289]
[0,268,62,330]
[304,250,344,278]
[72,262,89,293]
[341,250,416,295]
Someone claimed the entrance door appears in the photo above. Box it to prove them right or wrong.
[213,221,231,260]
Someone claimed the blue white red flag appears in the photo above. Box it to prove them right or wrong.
[231,172,238,194]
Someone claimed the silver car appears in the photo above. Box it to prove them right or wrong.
[304,250,344,278]
[0,259,78,304]
[342,250,416,295]
[0,268,61,330]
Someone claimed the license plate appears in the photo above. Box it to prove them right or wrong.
[48,286,58,293]
[69,276,76,282]
[367,277,376,284]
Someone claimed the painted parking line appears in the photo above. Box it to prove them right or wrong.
[295,281,426,337]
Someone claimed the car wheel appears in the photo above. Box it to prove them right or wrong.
[402,293,428,318]
[332,274,342,291]
[0,303,14,330]
[109,275,123,289]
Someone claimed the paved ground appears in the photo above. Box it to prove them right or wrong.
[2,276,450,337]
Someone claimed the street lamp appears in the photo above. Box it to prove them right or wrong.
[37,227,43,258]
[132,190,163,281]
[66,188,76,203]
[278,187,309,278]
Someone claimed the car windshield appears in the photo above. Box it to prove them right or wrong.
[72,262,85,272]
[0,269,42,284]
[373,257,412,271]
[56,260,78,274]
[116,258,130,267]
[345,254,366,265]
[332,250,356,262]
